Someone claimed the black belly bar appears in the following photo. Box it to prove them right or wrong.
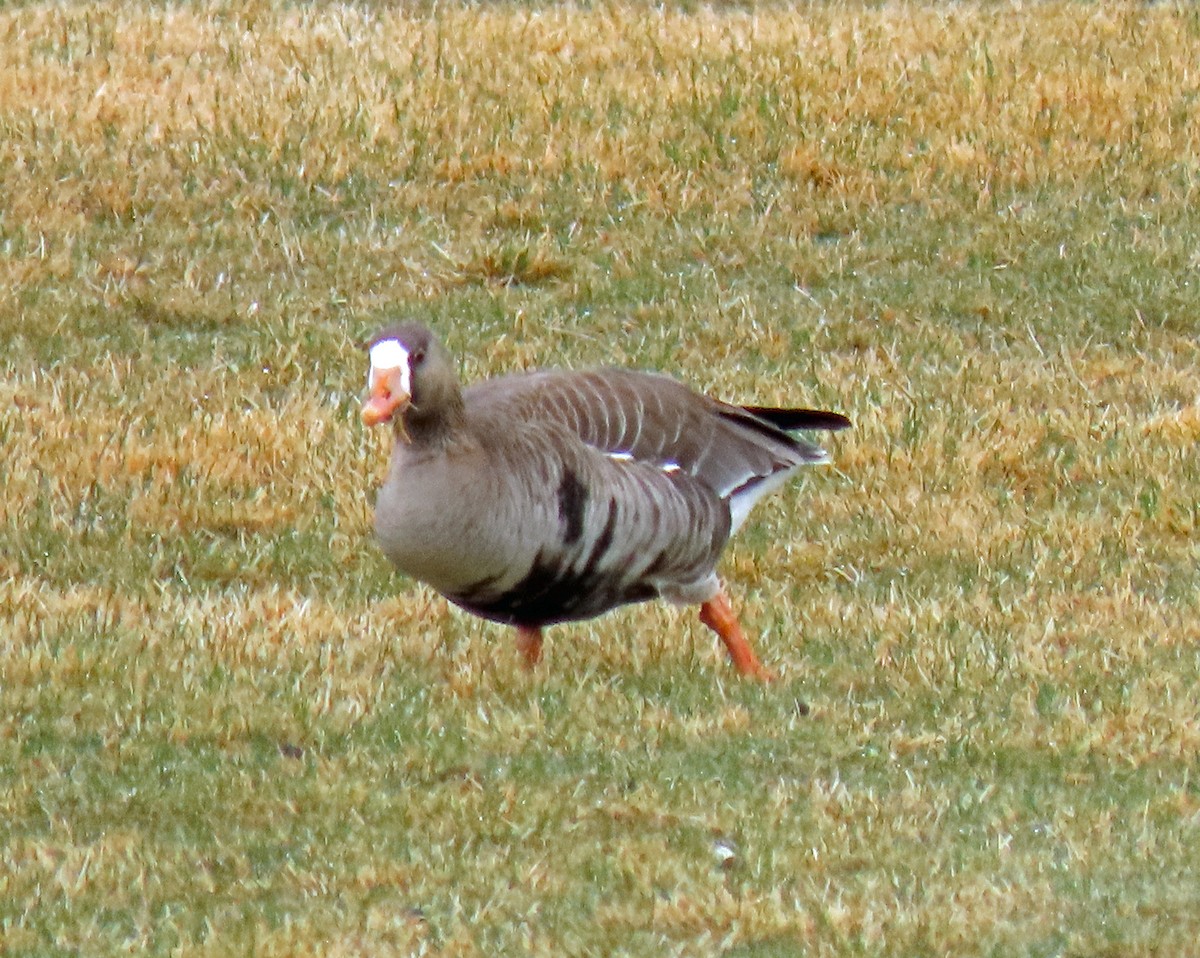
[448,552,657,628]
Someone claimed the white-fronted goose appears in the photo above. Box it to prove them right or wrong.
[362,322,849,680]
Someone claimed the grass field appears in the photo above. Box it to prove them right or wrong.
[3,0,1200,954]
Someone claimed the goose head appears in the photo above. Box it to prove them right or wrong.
[362,323,463,442]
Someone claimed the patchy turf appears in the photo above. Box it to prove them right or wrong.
[2,1,1199,954]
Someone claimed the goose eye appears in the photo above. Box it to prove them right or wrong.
[410,347,427,367]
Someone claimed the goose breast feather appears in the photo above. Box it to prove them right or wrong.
[376,411,731,627]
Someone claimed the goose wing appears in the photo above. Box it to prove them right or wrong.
[466,368,846,521]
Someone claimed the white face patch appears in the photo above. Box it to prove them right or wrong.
[368,339,412,395]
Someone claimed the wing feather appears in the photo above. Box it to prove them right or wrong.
[465,367,843,508]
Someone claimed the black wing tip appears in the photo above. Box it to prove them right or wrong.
[741,406,852,432]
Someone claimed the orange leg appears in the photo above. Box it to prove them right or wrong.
[699,590,775,681]
[515,626,544,669]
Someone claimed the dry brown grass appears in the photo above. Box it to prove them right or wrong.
[3,1,1200,955]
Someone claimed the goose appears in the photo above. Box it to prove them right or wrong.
[361,322,849,680]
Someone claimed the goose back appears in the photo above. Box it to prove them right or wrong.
[465,368,839,531]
